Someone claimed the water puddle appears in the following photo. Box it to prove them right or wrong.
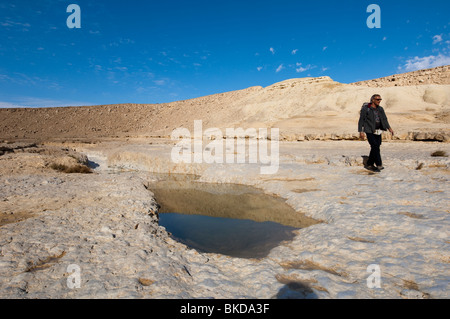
[147,174,319,259]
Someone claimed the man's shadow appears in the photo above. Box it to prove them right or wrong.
[276,281,319,299]
[361,155,369,167]
[87,160,100,169]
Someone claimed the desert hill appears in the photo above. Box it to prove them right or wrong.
[0,65,449,142]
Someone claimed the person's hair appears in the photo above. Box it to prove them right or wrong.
[371,94,381,102]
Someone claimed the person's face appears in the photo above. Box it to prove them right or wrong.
[372,96,382,106]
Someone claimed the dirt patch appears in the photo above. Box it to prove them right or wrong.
[25,251,67,273]
[0,143,90,176]
[279,260,348,278]
[0,144,93,227]
[49,163,92,174]
[291,188,320,194]
[397,212,426,219]
[347,236,376,243]
[0,211,36,227]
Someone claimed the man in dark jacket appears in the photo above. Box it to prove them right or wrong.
[358,94,394,172]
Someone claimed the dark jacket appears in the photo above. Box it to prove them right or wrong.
[358,103,391,133]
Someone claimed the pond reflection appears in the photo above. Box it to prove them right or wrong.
[147,174,320,259]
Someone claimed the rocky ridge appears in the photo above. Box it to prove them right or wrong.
[352,65,450,87]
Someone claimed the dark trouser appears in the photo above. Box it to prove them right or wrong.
[366,133,382,167]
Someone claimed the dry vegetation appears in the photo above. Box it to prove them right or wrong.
[25,251,67,273]
[49,163,92,174]
[279,260,348,278]
[431,150,448,157]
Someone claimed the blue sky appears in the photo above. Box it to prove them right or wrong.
[0,0,449,107]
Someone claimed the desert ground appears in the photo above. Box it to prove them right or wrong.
[0,66,448,299]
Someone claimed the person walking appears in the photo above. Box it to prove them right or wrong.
[358,94,394,172]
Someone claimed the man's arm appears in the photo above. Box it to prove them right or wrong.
[380,108,394,135]
[358,108,366,139]
[358,108,365,133]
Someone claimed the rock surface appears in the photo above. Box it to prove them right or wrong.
[0,140,448,299]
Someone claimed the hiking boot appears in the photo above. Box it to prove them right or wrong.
[365,165,381,172]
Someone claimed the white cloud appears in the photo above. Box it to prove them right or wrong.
[153,79,166,86]
[399,53,450,72]
[270,47,275,54]
[433,34,443,44]
[276,64,284,73]
[257,66,263,71]
[322,46,328,51]
[0,98,90,108]
[136,87,147,94]
[0,72,60,89]
[296,63,314,73]
[291,49,298,55]
[0,19,31,29]
[0,102,27,108]
[109,38,135,47]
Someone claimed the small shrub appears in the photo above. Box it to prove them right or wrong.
[25,251,66,273]
[138,278,155,286]
[50,163,92,174]
[431,150,448,157]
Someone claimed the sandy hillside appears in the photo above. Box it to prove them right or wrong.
[0,65,449,142]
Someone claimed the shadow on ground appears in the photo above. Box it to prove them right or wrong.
[276,281,319,299]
